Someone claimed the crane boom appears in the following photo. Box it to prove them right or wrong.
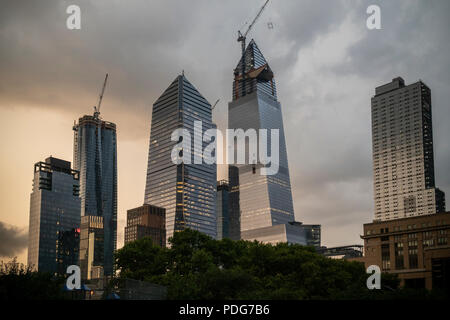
[94,73,108,119]
[211,99,220,110]
[237,0,269,56]
[243,0,269,39]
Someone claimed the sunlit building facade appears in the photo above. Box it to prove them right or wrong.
[371,77,446,221]
[73,115,117,277]
[144,74,216,242]
[79,215,104,280]
[27,157,81,275]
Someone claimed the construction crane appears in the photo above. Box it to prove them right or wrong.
[211,99,220,111]
[93,73,109,119]
[237,0,270,60]
[237,0,269,98]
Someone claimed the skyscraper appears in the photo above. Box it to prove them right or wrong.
[371,77,446,221]
[144,74,216,242]
[228,39,299,243]
[28,157,80,275]
[73,114,117,277]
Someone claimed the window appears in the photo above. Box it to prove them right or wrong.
[394,242,404,269]
[408,240,419,269]
[382,244,391,271]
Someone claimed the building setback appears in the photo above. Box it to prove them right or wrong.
[28,157,81,275]
[124,204,166,247]
[73,114,117,278]
[144,74,216,242]
[371,77,445,221]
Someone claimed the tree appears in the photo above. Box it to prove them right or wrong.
[0,258,67,300]
[115,230,378,299]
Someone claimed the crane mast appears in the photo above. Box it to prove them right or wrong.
[93,73,109,119]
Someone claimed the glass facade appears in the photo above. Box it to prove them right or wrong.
[27,157,81,275]
[73,115,117,277]
[241,222,306,245]
[144,75,217,242]
[216,180,230,240]
[301,224,321,248]
[228,165,241,240]
[228,40,295,236]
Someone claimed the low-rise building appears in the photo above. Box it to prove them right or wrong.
[124,204,166,247]
[359,211,450,290]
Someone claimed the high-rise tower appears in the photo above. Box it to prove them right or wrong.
[229,40,301,244]
[28,157,81,275]
[371,77,446,221]
[73,114,117,278]
[144,74,217,242]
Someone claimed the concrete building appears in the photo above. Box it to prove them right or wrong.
[371,77,445,221]
[124,204,166,247]
[28,157,81,275]
[359,211,450,290]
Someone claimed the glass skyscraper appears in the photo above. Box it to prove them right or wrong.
[73,114,117,278]
[228,40,300,243]
[27,157,81,275]
[144,74,216,242]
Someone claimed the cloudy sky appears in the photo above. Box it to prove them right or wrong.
[1,0,449,263]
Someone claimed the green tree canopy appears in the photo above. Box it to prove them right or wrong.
[115,229,386,300]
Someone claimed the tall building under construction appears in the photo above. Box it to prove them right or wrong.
[228,39,304,245]
[73,112,117,278]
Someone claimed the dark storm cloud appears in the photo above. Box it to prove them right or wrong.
[0,0,350,139]
[0,221,28,257]
[1,0,449,247]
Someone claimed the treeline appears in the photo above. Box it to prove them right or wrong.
[115,229,441,300]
